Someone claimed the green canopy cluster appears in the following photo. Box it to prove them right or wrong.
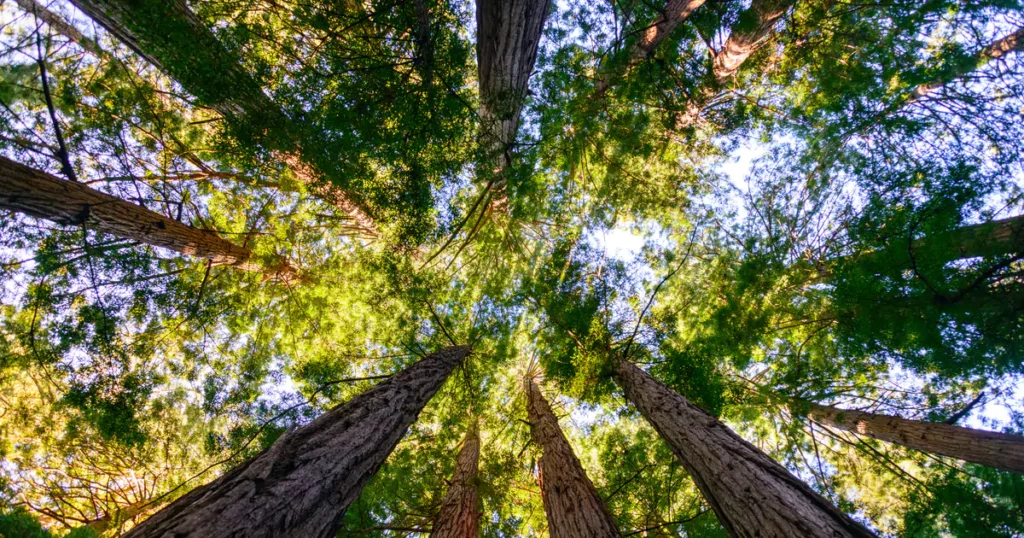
[1,0,1023,536]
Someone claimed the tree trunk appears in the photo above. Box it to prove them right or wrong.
[0,157,299,277]
[475,0,550,212]
[124,345,471,538]
[594,0,706,95]
[14,0,105,57]
[803,401,1024,474]
[712,0,793,83]
[429,423,481,538]
[525,378,623,538]
[849,214,1024,274]
[908,26,1024,104]
[615,360,878,538]
[675,0,792,129]
[66,0,376,236]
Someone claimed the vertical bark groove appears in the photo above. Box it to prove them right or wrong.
[123,345,471,538]
[525,378,623,538]
[804,401,1024,474]
[475,0,551,190]
[429,423,482,538]
[615,360,878,538]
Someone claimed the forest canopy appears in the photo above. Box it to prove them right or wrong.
[0,0,1023,536]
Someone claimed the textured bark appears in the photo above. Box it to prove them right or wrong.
[712,0,793,83]
[124,345,471,538]
[594,0,706,95]
[67,0,376,235]
[429,424,482,538]
[674,0,791,129]
[804,401,1024,474]
[525,379,623,538]
[615,360,878,538]
[0,157,295,276]
[475,0,551,177]
[908,26,1024,104]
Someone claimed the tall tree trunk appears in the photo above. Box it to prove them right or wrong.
[124,345,471,538]
[849,214,1024,274]
[67,0,376,236]
[0,157,298,277]
[675,0,792,128]
[615,360,878,538]
[429,423,481,538]
[802,401,1024,474]
[475,0,551,204]
[15,0,105,57]
[712,0,793,83]
[525,378,623,538]
[908,26,1024,104]
[594,0,706,95]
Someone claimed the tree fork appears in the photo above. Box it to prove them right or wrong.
[124,345,471,538]
[0,157,297,278]
[800,400,1024,474]
[429,421,482,538]
[525,378,623,538]
[615,359,878,538]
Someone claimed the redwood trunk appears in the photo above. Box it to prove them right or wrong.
[475,0,551,174]
[525,379,623,538]
[124,345,471,538]
[429,424,482,538]
[615,360,877,538]
[0,157,283,274]
[851,214,1024,274]
[909,26,1024,104]
[805,402,1024,474]
[67,0,376,235]
[594,0,706,95]
[712,0,793,83]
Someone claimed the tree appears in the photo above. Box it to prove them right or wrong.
[429,422,482,538]
[615,359,878,538]
[0,156,294,277]
[525,377,623,538]
[797,399,1024,474]
[121,345,470,538]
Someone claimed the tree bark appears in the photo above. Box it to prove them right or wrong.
[594,0,706,95]
[123,345,471,538]
[908,26,1024,104]
[675,0,792,129]
[802,401,1024,474]
[475,0,551,180]
[66,0,377,236]
[15,0,106,57]
[429,423,482,538]
[0,156,299,277]
[712,0,793,83]
[615,359,878,538]
[525,378,623,538]
[849,214,1024,274]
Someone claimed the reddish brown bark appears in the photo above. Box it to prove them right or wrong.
[429,424,482,538]
[712,0,793,83]
[615,360,877,538]
[595,0,707,95]
[124,345,471,538]
[525,378,623,538]
[0,157,298,277]
[805,401,1024,474]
